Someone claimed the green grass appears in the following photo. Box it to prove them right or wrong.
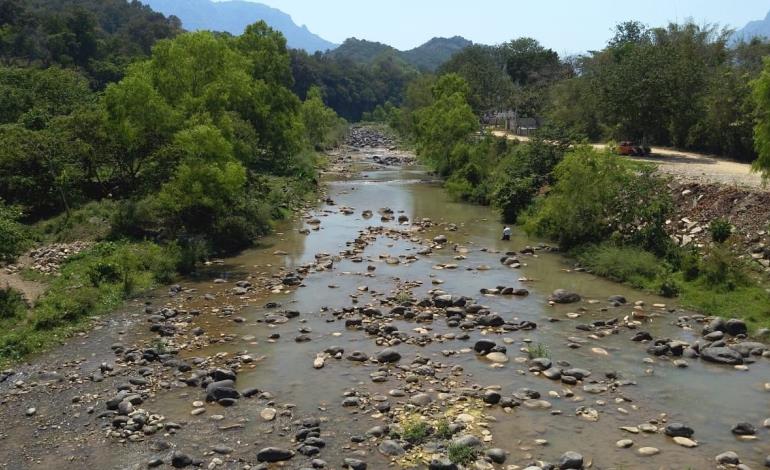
[0,241,179,365]
[576,244,664,289]
[677,280,770,330]
[448,443,477,465]
[34,200,118,243]
[575,243,770,330]
[526,343,551,359]
[434,419,453,439]
[394,291,413,304]
[401,419,430,444]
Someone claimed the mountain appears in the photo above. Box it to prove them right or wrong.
[330,36,473,71]
[140,0,337,53]
[328,39,398,63]
[403,36,473,71]
[732,10,770,44]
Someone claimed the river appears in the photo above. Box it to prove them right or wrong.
[0,136,768,469]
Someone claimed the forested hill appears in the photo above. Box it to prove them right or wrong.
[0,0,181,86]
[330,36,473,71]
[140,0,337,53]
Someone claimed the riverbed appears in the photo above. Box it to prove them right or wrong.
[0,136,768,470]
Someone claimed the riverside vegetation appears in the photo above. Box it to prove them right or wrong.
[380,63,770,328]
[0,2,348,363]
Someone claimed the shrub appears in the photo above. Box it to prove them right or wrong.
[448,443,477,465]
[0,203,30,261]
[676,248,702,282]
[492,139,567,223]
[401,419,430,444]
[709,218,732,244]
[0,288,26,320]
[701,243,748,290]
[36,200,117,243]
[434,419,453,439]
[658,276,681,298]
[523,147,672,252]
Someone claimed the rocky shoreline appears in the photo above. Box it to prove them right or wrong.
[1,127,769,470]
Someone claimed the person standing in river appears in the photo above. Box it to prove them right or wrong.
[502,226,512,241]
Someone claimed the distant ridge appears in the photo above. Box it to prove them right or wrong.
[330,36,473,71]
[141,0,337,53]
[732,9,770,44]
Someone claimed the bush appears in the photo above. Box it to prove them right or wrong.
[676,248,702,282]
[434,419,453,439]
[526,343,551,359]
[658,276,681,298]
[709,218,732,244]
[0,203,30,261]
[448,443,477,465]
[401,419,430,444]
[700,243,748,290]
[0,288,26,320]
[36,200,118,243]
[523,147,672,252]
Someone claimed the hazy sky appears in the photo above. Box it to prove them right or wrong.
[217,0,769,54]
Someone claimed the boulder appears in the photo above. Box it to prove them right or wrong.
[549,289,581,304]
[376,348,401,363]
[701,347,743,365]
[559,451,584,469]
[665,423,694,438]
[205,380,240,402]
[256,447,295,462]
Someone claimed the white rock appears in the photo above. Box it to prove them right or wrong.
[260,408,277,421]
[673,437,698,448]
[638,447,660,456]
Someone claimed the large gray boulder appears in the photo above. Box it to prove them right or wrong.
[549,289,581,304]
[701,347,743,365]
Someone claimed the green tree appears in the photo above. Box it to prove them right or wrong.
[146,125,247,237]
[440,45,514,113]
[415,74,477,175]
[524,146,671,251]
[301,86,344,149]
[752,56,770,179]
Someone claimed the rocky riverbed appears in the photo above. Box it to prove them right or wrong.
[1,127,769,470]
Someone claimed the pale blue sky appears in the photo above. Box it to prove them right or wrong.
[217,0,769,53]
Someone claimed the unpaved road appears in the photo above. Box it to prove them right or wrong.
[492,130,767,190]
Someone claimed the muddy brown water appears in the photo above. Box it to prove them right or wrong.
[1,146,768,470]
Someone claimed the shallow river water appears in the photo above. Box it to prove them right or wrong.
[1,144,768,470]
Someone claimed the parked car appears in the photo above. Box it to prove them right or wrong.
[617,141,651,156]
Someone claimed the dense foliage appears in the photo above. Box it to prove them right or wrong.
[751,56,770,177]
[290,49,417,121]
[545,23,769,161]
[1,0,181,86]
[0,13,349,362]
[522,147,673,253]
[439,38,567,116]
[0,22,343,252]
[0,201,29,260]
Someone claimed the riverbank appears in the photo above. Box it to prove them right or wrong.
[0,171,319,366]
[1,127,769,470]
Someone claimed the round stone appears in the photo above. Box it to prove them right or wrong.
[638,447,660,456]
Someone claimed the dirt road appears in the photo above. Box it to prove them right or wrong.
[491,130,767,189]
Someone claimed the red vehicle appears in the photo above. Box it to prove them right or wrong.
[618,141,651,156]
